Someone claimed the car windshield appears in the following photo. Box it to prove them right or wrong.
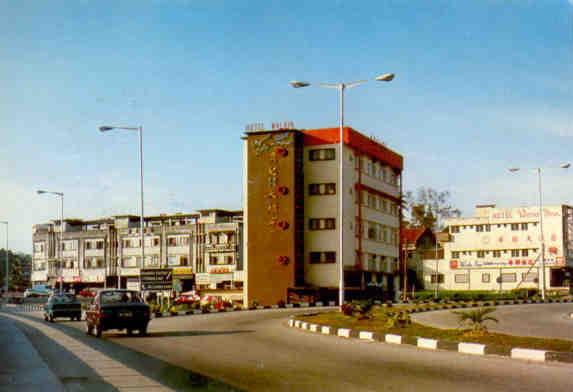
[100,291,143,304]
[52,294,76,303]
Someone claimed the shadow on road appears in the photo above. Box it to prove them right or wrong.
[109,329,255,339]
[6,311,243,392]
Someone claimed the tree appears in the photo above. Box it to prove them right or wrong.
[452,307,498,335]
[403,187,461,230]
[0,250,32,291]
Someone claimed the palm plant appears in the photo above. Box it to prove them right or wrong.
[452,307,498,335]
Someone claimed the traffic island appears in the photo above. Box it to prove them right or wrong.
[287,302,573,365]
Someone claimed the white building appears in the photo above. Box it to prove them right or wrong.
[423,204,573,292]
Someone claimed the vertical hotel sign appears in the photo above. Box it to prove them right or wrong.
[252,132,293,232]
[564,206,573,265]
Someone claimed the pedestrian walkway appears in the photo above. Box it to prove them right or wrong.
[0,312,64,391]
[1,311,176,391]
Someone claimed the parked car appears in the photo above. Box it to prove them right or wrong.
[44,293,82,322]
[85,289,150,337]
[174,291,200,305]
[25,285,53,298]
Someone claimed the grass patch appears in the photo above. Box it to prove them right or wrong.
[296,306,573,353]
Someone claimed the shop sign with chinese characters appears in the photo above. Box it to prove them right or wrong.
[450,257,565,269]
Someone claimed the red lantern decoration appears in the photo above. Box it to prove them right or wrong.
[276,220,290,230]
[275,147,288,157]
[276,255,290,265]
[276,185,289,196]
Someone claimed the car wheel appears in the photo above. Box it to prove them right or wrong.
[49,313,54,323]
[127,329,133,336]
[85,322,93,335]
[44,314,48,322]
[94,323,102,338]
[139,325,148,336]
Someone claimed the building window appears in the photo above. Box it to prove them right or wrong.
[477,250,485,258]
[451,251,460,258]
[482,273,491,283]
[455,274,468,284]
[153,238,160,247]
[145,255,159,267]
[180,256,189,266]
[309,148,335,161]
[485,224,491,232]
[309,183,336,196]
[225,255,234,264]
[476,225,484,232]
[451,226,459,233]
[521,272,538,282]
[511,223,519,231]
[309,218,336,230]
[430,274,444,284]
[96,240,104,249]
[168,255,179,266]
[521,249,528,257]
[521,223,528,230]
[501,273,517,283]
[511,249,520,257]
[309,251,336,264]
[85,241,92,250]
[493,250,501,258]
[122,257,137,268]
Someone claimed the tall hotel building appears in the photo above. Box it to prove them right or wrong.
[243,127,404,306]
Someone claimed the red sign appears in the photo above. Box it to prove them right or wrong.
[73,276,81,283]
[450,260,459,269]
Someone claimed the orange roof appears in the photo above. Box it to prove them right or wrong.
[401,227,428,244]
[301,127,403,170]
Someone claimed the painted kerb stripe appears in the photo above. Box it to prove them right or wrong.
[511,348,547,362]
[385,334,402,344]
[337,328,351,338]
[321,326,330,335]
[417,338,438,350]
[458,342,485,355]
[359,331,374,340]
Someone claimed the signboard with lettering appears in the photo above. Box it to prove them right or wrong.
[140,268,172,291]
[450,257,564,269]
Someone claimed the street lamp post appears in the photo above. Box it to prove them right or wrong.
[100,125,144,290]
[37,190,64,294]
[0,221,8,293]
[508,162,570,300]
[290,73,395,309]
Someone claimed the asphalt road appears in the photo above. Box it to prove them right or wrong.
[412,303,573,341]
[5,308,573,391]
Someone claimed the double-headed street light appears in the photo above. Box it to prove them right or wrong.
[0,221,8,293]
[99,125,144,290]
[508,162,570,300]
[290,73,395,309]
[37,190,64,294]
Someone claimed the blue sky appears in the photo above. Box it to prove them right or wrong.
[1,0,573,252]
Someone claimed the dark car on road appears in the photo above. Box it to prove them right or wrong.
[85,289,150,337]
[44,293,82,322]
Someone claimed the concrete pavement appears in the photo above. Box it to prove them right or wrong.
[0,313,63,391]
[411,303,573,340]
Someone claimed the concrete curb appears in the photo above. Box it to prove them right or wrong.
[286,313,573,365]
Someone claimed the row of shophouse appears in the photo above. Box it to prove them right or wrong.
[32,209,243,301]
[403,204,573,294]
[32,126,404,306]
